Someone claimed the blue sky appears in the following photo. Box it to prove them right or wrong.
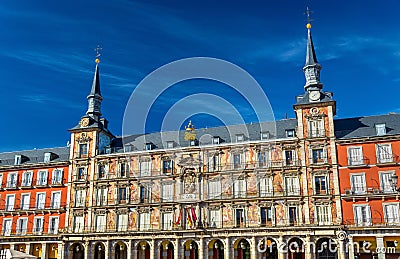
[1,1,400,151]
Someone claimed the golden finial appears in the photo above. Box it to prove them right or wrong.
[94,45,102,64]
[184,120,196,141]
[305,6,313,29]
[185,120,195,131]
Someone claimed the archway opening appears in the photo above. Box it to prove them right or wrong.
[159,241,174,259]
[94,242,105,259]
[287,238,305,259]
[137,241,150,259]
[258,238,278,259]
[71,243,84,259]
[316,238,337,259]
[184,240,198,259]
[208,240,224,259]
[115,242,127,259]
[234,238,250,259]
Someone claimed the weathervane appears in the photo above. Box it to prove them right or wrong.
[305,6,314,29]
[94,45,102,64]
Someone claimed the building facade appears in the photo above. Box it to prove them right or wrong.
[0,147,69,259]
[62,23,346,259]
[336,115,400,259]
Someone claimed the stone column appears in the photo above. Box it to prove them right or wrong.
[26,244,31,255]
[105,241,110,259]
[376,236,385,259]
[278,236,285,259]
[131,241,137,259]
[348,236,354,259]
[150,240,155,259]
[41,243,48,259]
[127,240,132,259]
[57,243,63,259]
[251,237,257,259]
[83,242,89,259]
[224,237,230,259]
[198,238,204,259]
[174,239,181,259]
[338,240,347,259]
[305,235,312,259]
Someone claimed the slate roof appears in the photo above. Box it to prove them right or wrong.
[109,119,298,153]
[0,147,70,167]
[294,91,334,105]
[334,114,400,139]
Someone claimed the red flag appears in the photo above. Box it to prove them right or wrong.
[186,208,193,228]
[191,206,197,223]
[175,209,182,225]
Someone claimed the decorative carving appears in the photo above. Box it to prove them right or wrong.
[77,132,91,143]
[183,169,197,194]
[177,155,202,167]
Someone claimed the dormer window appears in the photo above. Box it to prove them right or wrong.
[261,131,270,140]
[236,134,244,142]
[286,129,295,138]
[44,152,52,163]
[124,145,133,152]
[145,143,153,151]
[213,137,220,145]
[14,155,22,165]
[166,141,174,149]
[189,140,197,146]
[376,123,386,136]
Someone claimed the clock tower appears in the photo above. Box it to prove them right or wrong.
[65,51,114,239]
[293,16,342,228]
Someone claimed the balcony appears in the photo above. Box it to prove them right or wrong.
[347,157,370,168]
[20,180,32,188]
[344,218,400,227]
[35,180,48,188]
[4,181,17,190]
[308,129,326,138]
[376,154,399,166]
[1,227,60,237]
[343,186,398,198]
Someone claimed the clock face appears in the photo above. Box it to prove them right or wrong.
[309,91,321,101]
[80,118,90,127]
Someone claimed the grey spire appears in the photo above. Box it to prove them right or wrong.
[86,62,103,120]
[303,23,322,90]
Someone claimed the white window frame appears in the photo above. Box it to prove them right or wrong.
[376,123,386,136]
[311,147,327,164]
[353,204,371,226]
[51,191,62,209]
[209,208,222,228]
[233,178,246,198]
[139,211,151,231]
[48,216,59,234]
[208,178,222,199]
[21,171,33,187]
[52,169,63,184]
[36,192,46,209]
[380,171,395,193]
[259,176,273,197]
[376,144,393,163]
[20,193,30,210]
[5,194,15,211]
[44,152,52,163]
[383,203,400,225]
[260,206,275,226]
[234,208,246,228]
[37,170,48,186]
[14,155,22,165]
[0,173,3,188]
[95,214,107,232]
[140,160,151,177]
[73,215,84,233]
[212,137,220,145]
[236,134,244,142]
[347,146,364,166]
[315,205,331,225]
[75,189,86,207]
[166,141,174,149]
[314,175,328,195]
[3,218,12,236]
[161,212,173,230]
[285,176,300,195]
[309,119,325,137]
[96,187,107,206]
[33,216,44,234]
[161,182,174,202]
[6,172,18,188]
[261,131,270,140]
[16,217,28,235]
[350,173,366,194]
[117,213,128,232]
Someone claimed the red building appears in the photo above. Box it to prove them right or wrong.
[336,114,400,258]
[0,147,69,259]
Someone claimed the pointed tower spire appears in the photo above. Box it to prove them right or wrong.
[303,7,322,90]
[86,46,103,121]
